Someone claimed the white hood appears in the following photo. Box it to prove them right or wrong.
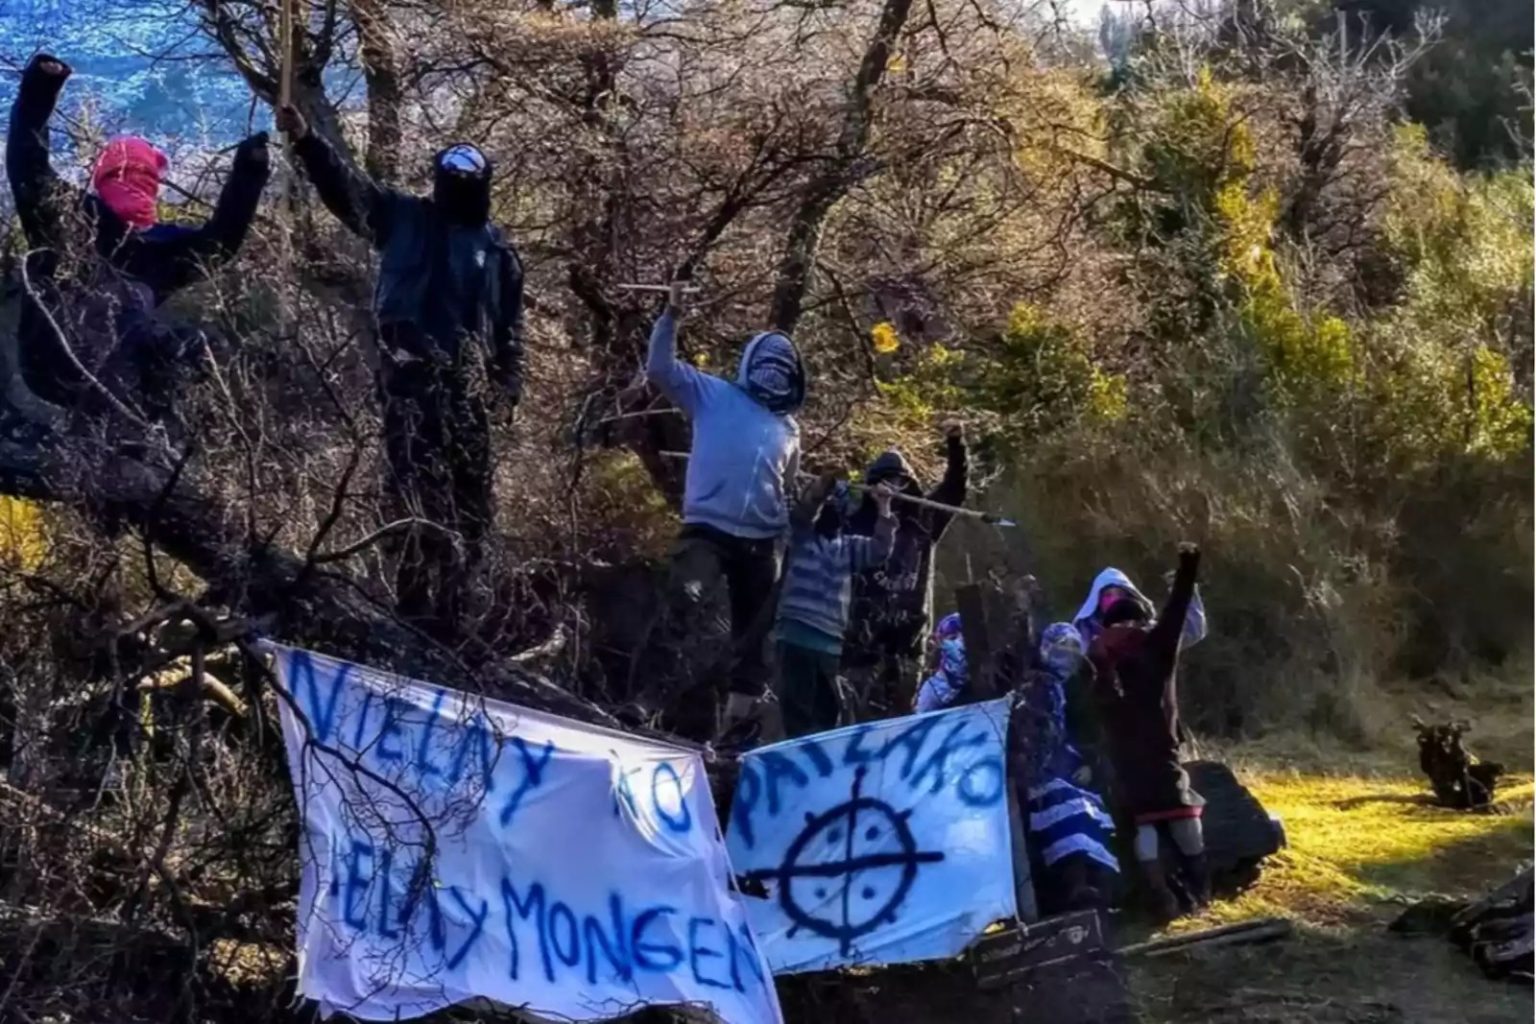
[1072,567,1148,629]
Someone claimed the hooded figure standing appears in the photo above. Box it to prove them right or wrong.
[276,105,524,634]
[627,281,804,737]
[1067,564,1207,779]
[842,422,968,715]
[6,54,270,421]
[1086,544,1207,921]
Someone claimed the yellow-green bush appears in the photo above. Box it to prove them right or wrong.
[927,63,1532,738]
[0,496,47,572]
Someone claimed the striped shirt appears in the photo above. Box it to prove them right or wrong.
[776,513,896,651]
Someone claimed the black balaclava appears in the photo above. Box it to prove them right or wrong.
[1101,596,1151,629]
[432,143,493,225]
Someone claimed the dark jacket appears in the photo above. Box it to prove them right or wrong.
[1088,547,1203,819]
[6,57,269,406]
[290,133,524,396]
[844,434,968,657]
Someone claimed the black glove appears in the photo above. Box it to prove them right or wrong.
[21,53,72,103]
[1178,541,1201,576]
[234,131,271,170]
[27,53,72,80]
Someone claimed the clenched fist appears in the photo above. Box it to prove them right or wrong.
[29,53,72,80]
[275,104,309,140]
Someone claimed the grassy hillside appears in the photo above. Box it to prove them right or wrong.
[1128,678,1533,1024]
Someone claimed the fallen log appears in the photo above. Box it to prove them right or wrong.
[1117,916,1293,958]
[0,432,616,729]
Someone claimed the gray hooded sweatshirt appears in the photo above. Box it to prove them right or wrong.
[647,309,804,539]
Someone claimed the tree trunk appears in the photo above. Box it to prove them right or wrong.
[768,0,916,334]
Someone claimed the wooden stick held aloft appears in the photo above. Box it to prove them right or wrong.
[657,452,1016,527]
[278,0,295,110]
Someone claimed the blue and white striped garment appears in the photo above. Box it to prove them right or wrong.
[1027,776,1119,869]
[1016,624,1121,873]
[776,524,890,650]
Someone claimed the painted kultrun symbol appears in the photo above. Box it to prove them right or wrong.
[742,767,946,956]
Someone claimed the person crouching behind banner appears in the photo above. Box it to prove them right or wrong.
[625,280,806,737]
[1088,543,1207,921]
[913,612,966,714]
[773,473,895,738]
[1010,622,1120,915]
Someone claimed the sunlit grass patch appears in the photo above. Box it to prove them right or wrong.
[1135,766,1534,1023]
[1182,772,1533,931]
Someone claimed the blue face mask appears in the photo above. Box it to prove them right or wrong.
[1038,622,1085,678]
[742,333,801,412]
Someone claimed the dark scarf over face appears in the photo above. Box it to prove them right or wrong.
[1089,621,1147,698]
[432,143,493,225]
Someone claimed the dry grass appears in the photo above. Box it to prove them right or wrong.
[1127,742,1534,1023]
[1196,773,1534,929]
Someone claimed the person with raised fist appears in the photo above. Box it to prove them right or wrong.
[6,52,271,420]
[623,279,805,739]
[1087,542,1208,921]
[842,419,969,716]
[275,103,525,635]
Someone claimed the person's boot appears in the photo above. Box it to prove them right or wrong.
[1180,851,1212,910]
[1059,855,1104,912]
[1141,860,1182,923]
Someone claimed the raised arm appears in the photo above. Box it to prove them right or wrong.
[1181,586,1208,648]
[278,105,394,245]
[846,484,897,570]
[928,422,968,505]
[7,54,79,251]
[492,242,526,404]
[1149,543,1201,658]
[645,300,719,415]
[151,133,271,293]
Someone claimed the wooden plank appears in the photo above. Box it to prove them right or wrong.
[972,910,1106,989]
[1006,770,1039,924]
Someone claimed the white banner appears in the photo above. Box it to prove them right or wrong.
[725,700,1016,974]
[271,644,782,1024]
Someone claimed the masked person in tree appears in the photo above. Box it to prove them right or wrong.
[842,422,968,716]
[626,280,804,738]
[6,53,270,426]
[774,473,895,738]
[275,105,524,635]
[1087,543,1207,921]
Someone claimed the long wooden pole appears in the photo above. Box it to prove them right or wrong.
[278,0,295,110]
[276,0,298,346]
[658,451,1017,527]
